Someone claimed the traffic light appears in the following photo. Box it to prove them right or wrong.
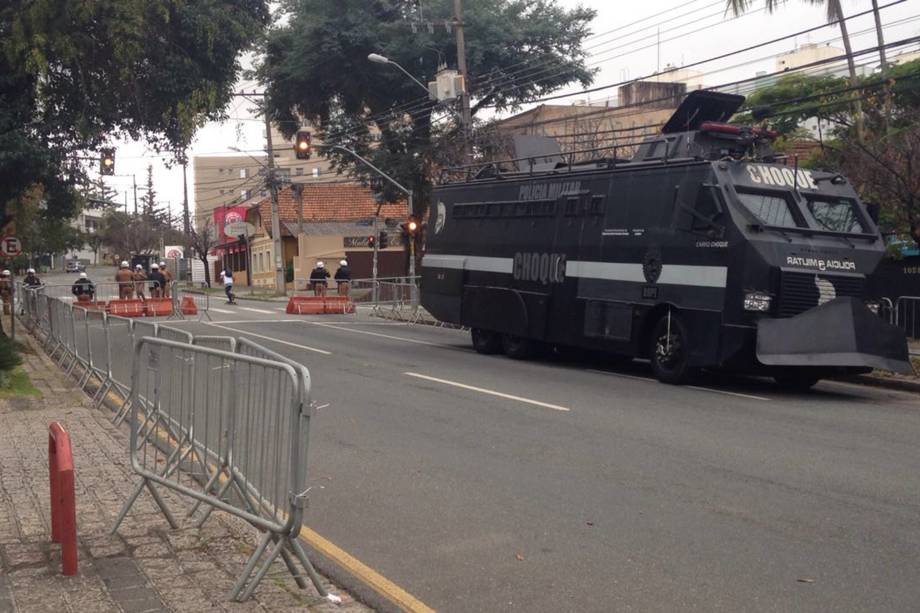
[294,129,311,160]
[406,215,419,235]
[379,231,389,249]
[100,148,115,175]
[367,234,376,249]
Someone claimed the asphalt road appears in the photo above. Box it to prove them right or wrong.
[122,298,920,613]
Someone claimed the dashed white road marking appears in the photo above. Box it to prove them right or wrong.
[239,306,274,314]
[206,323,331,355]
[209,307,234,314]
[403,372,571,412]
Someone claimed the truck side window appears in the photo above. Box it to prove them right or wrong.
[564,197,578,216]
[588,195,605,215]
[691,189,721,232]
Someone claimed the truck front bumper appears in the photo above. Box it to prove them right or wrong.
[756,296,914,374]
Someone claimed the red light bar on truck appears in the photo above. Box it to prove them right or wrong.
[699,122,778,139]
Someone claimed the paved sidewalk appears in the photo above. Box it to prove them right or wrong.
[0,335,371,613]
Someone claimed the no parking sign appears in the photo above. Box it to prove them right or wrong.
[0,236,21,257]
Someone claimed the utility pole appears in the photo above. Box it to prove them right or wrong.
[132,175,138,215]
[182,159,191,236]
[453,0,472,164]
[263,103,286,295]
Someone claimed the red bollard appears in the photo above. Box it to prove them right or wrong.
[48,422,78,576]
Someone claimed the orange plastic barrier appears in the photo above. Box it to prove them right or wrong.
[107,299,146,317]
[180,295,198,315]
[323,296,356,314]
[48,422,78,576]
[286,296,355,315]
[144,298,173,317]
[286,296,325,314]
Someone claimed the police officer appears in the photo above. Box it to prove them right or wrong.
[133,264,148,300]
[159,261,173,297]
[309,261,330,296]
[148,263,166,298]
[71,272,95,303]
[334,259,351,296]
[23,268,42,289]
[115,261,134,299]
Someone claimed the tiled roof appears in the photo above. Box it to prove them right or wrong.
[251,184,408,231]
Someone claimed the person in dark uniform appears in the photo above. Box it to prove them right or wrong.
[334,259,351,296]
[71,272,95,303]
[309,261,331,296]
[23,268,42,289]
[148,263,167,298]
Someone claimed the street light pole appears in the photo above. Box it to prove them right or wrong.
[263,111,286,295]
[453,0,472,164]
[320,145,417,306]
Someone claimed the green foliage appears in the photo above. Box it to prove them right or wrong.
[738,59,920,243]
[13,185,86,263]
[0,334,22,373]
[99,210,184,259]
[0,0,269,226]
[260,0,595,210]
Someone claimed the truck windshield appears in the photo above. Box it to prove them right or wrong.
[806,196,866,234]
[735,191,802,228]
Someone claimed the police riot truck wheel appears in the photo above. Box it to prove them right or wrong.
[649,313,692,384]
[773,370,821,391]
[502,334,534,360]
[471,328,502,355]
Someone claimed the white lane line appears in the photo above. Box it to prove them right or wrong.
[210,307,234,314]
[685,385,770,402]
[587,369,769,401]
[166,319,302,325]
[206,323,332,355]
[403,372,570,412]
[303,321,442,347]
[239,307,274,314]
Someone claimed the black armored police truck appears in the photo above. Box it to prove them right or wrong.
[420,90,912,389]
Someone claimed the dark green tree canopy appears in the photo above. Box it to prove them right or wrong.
[1,0,269,222]
[260,0,595,206]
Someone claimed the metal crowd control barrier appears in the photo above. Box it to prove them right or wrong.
[111,338,332,602]
[192,336,237,352]
[894,296,920,340]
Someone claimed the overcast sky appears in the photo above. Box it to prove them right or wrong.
[98,0,919,222]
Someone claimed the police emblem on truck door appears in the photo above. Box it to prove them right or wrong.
[815,275,836,305]
[642,248,663,284]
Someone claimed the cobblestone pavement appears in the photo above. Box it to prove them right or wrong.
[0,333,372,613]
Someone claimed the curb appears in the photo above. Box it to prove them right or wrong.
[831,373,920,395]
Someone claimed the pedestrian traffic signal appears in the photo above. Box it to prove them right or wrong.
[368,235,376,249]
[100,148,115,175]
[379,231,389,249]
[294,129,311,160]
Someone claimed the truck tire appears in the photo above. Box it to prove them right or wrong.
[649,312,693,384]
[502,334,536,360]
[471,328,502,355]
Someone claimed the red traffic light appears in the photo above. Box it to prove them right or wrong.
[294,129,311,160]
[405,215,420,235]
[368,235,376,248]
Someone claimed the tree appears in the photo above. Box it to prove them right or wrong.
[260,0,596,211]
[11,185,85,269]
[187,220,220,288]
[726,0,864,140]
[741,59,920,245]
[0,0,270,232]
[141,165,161,218]
[98,210,183,261]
